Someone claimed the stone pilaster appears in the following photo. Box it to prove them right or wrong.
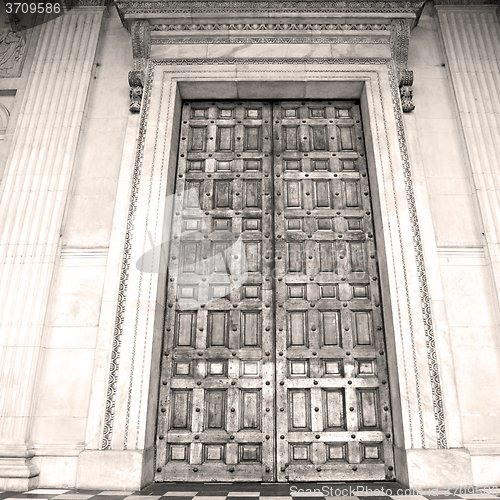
[436,7,500,333]
[0,8,105,490]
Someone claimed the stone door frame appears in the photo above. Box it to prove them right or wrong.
[79,60,466,489]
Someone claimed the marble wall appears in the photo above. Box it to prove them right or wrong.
[29,6,134,488]
[408,3,500,485]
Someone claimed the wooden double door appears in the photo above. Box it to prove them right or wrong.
[155,101,395,482]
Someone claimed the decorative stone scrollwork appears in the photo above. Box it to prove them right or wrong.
[399,69,415,113]
[391,18,417,112]
[128,20,150,113]
[128,70,144,113]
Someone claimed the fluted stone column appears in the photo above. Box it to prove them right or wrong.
[436,3,500,483]
[437,6,500,307]
[0,7,105,490]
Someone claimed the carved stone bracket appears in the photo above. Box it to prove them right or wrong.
[399,69,415,113]
[128,69,144,113]
[391,18,416,112]
[128,20,150,113]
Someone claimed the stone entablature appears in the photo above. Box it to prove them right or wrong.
[117,0,424,113]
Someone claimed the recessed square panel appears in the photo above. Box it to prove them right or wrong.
[241,360,260,377]
[287,218,302,231]
[361,442,383,461]
[244,159,262,171]
[288,285,305,299]
[207,360,228,377]
[191,107,208,118]
[326,443,347,461]
[352,284,369,298]
[170,445,188,461]
[320,285,337,299]
[288,359,309,377]
[335,107,352,118]
[291,443,311,461]
[204,444,225,462]
[178,285,197,299]
[323,359,343,377]
[183,219,201,231]
[218,108,234,118]
[243,218,261,231]
[244,285,261,299]
[212,218,231,230]
[284,159,301,171]
[347,217,363,230]
[309,107,326,118]
[246,108,262,119]
[356,359,376,376]
[340,159,357,171]
[312,159,329,171]
[210,284,230,299]
[283,108,298,118]
[187,160,205,171]
[174,361,192,376]
[216,160,232,171]
[316,218,332,230]
[239,444,261,462]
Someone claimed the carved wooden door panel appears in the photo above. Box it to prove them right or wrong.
[156,102,276,482]
[156,100,394,482]
[274,101,394,481]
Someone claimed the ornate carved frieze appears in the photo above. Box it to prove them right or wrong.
[150,22,392,44]
[151,22,391,32]
[121,0,424,112]
[115,0,428,16]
